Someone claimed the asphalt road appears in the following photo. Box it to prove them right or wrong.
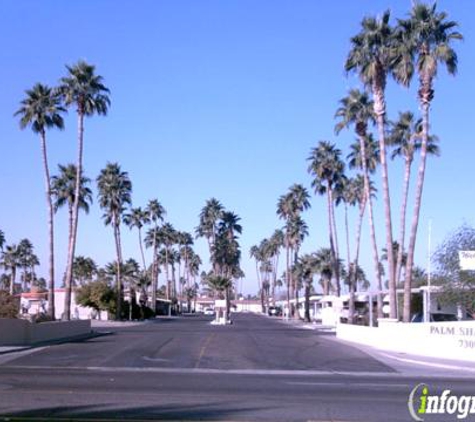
[0,313,472,421]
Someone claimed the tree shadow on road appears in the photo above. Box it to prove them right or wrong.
[0,400,265,421]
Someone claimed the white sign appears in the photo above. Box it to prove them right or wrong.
[459,251,475,270]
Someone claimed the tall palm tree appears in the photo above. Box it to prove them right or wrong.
[159,223,177,300]
[97,162,132,319]
[0,229,5,251]
[15,83,65,319]
[60,60,110,320]
[178,232,193,290]
[398,3,461,322]
[51,163,93,288]
[51,164,93,235]
[277,184,310,316]
[308,141,345,296]
[288,215,309,319]
[277,192,294,316]
[124,207,150,271]
[196,198,224,253]
[335,89,382,316]
[347,134,384,318]
[346,11,399,318]
[388,111,440,292]
[340,177,359,323]
[145,199,166,309]
[268,229,284,305]
[249,244,263,309]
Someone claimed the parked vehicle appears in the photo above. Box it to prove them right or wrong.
[268,306,282,317]
[203,307,215,316]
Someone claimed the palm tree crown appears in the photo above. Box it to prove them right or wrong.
[51,164,93,214]
[60,60,110,116]
[15,83,65,134]
[97,163,132,226]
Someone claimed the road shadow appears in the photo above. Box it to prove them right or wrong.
[0,400,265,421]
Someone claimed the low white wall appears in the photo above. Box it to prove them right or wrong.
[0,319,91,346]
[337,320,475,362]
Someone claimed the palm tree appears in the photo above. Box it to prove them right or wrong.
[340,177,359,322]
[208,210,242,320]
[145,199,166,309]
[158,223,177,300]
[249,244,263,309]
[314,247,334,296]
[297,253,318,322]
[288,215,309,319]
[51,163,93,288]
[60,60,110,320]
[0,230,5,251]
[97,162,132,319]
[178,232,193,290]
[124,207,150,271]
[398,3,461,322]
[308,141,345,296]
[277,184,310,316]
[388,111,440,293]
[335,89,382,314]
[347,135,384,318]
[15,83,65,318]
[72,256,97,286]
[346,11,398,318]
[196,198,224,253]
[17,239,39,292]
[268,229,284,305]
[1,244,21,295]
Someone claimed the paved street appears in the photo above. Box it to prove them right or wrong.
[0,313,473,421]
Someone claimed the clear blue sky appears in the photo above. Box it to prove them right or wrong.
[1,0,474,294]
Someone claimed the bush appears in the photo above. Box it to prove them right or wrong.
[0,290,19,318]
[75,281,117,315]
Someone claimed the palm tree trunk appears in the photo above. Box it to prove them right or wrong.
[373,87,396,319]
[330,192,341,296]
[165,247,170,300]
[114,221,123,320]
[10,267,16,295]
[304,282,311,322]
[40,130,55,320]
[357,133,383,320]
[285,236,290,318]
[151,226,157,311]
[353,200,366,284]
[396,159,412,288]
[138,227,146,271]
[64,111,84,321]
[272,253,279,305]
[327,187,338,296]
[404,86,431,322]
[397,158,412,322]
[344,202,355,323]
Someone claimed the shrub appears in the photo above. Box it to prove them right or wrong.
[0,290,19,318]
